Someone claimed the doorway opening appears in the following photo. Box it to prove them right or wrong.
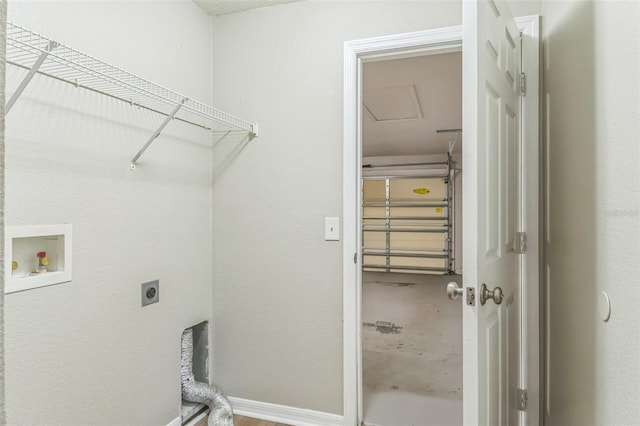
[345,15,540,426]
[360,51,463,426]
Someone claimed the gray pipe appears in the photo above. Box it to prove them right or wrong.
[181,328,234,426]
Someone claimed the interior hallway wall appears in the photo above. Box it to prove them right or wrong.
[209,0,463,415]
[4,1,213,424]
[542,1,640,425]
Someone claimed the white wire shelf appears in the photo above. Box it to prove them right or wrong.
[5,22,258,169]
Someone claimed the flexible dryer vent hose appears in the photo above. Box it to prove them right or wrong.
[181,328,234,426]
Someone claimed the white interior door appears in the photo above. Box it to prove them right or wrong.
[462,1,522,425]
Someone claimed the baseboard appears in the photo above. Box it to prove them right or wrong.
[184,410,209,426]
[168,409,209,426]
[166,416,182,426]
[229,397,344,426]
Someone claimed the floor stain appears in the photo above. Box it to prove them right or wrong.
[363,320,404,334]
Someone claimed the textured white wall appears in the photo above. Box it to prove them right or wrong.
[542,1,640,425]
[209,0,462,414]
[4,1,213,424]
[0,0,6,422]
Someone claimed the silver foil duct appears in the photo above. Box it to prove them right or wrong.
[181,328,234,426]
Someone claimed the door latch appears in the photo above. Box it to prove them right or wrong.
[448,283,475,306]
[516,388,528,411]
[466,287,475,306]
[514,232,526,254]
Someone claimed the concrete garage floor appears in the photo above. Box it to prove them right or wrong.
[362,271,463,426]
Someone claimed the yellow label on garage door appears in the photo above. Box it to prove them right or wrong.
[436,207,443,213]
[413,188,430,195]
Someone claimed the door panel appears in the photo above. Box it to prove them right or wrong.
[485,310,500,425]
[485,84,501,259]
[463,0,521,424]
[505,105,518,251]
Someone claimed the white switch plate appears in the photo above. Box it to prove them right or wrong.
[325,217,340,241]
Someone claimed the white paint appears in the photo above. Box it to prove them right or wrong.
[462,2,524,423]
[229,397,344,426]
[4,2,213,425]
[515,15,542,426]
[184,410,211,426]
[5,224,72,293]
[325,217,340,241]
[0,0,7,422]
[210,1,462,417]
[166,416,183,426]
[542,1,640,425]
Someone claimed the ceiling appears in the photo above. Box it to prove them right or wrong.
[363,52,462,157]
[193,0,301,16]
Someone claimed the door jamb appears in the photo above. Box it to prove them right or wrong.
[515,15,541,426]
[342,16,540,426]
[342,26,463,426]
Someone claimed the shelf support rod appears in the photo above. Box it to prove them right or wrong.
[130,98,187,170]
[436,128,462,155]
[5,41,58,114]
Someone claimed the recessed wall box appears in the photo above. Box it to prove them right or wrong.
[5,224,72,294]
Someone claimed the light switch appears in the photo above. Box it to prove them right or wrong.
[325,217,340,241]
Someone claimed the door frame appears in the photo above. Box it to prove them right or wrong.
[342,16,540,426]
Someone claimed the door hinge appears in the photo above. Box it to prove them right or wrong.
[520,72,527,97]
[354,252,358,264]
[516,388,528,411]
[514,232,527,254]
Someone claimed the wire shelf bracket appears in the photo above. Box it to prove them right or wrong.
[5,40,57,114]
[129,98,187,171]
[5,22,259,170]
[436,128,462,155]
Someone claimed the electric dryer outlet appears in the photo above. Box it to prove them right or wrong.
[141,280,159,306]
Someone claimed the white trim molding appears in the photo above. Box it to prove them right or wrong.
[515,15,542,426]
[229,397,344,426]
[166,416,182,426]
[343,25,463,426]
[183,410,209,426]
